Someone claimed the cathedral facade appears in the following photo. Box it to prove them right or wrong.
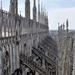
[0,0,57,75]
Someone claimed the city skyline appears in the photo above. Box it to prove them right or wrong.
[1,0,75,30]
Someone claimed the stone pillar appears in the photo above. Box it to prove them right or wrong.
[8,45,10,74]
[42,59,45,69]
[8,20,11,37]
[0,22,2,37]
[35,71,39,75]
[0,10,3,38]
[0,48,2,75]
[10,44,14,73]
[50,70,52,75]
[4,26,6,37]
[15,42,19,69]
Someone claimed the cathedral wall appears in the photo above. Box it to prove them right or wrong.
[0,1,49,73]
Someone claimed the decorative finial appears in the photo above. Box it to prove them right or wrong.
[66,19,69,37]
[66,19,68,29]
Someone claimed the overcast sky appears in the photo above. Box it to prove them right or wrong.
[1,0,75,30]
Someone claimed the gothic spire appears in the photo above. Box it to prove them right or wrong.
[38,0,40,22]
[33,0,37,21]
[34,0,36,7]
[66,19,69,38]
[25,0,30,19]
[66,19,68,28]
[15,0,18,15]
[0,0,2,9]
[41,2,43,13]
[9,0,18,15]
[9,0,13,14]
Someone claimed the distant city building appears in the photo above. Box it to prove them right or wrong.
[50,20,74,75]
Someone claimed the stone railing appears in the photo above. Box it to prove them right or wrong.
[20,54,49,75]
[32,47,56,67]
